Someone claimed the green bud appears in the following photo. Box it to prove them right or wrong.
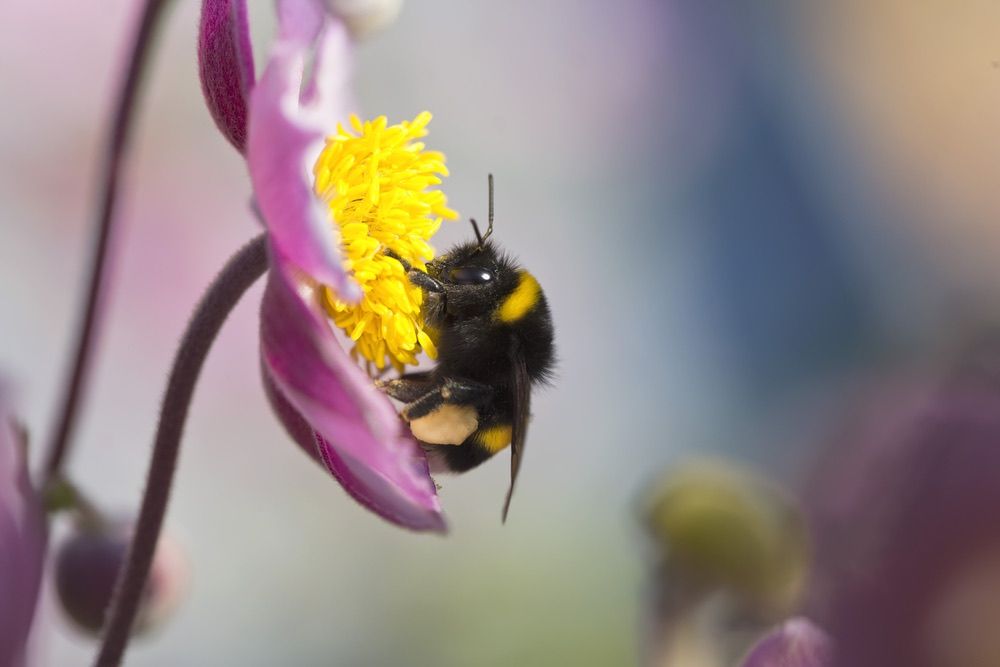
[642,460,808,616]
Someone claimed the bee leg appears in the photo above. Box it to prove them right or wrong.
[405,379,493,445]
[382,248,410,269]
[407,270,444,294]
[375,373,436,403]
[383,249,444,294]
[400,390,448,421]
[441,378,494,405]
[401,378,493,421]
[398,371,434,382]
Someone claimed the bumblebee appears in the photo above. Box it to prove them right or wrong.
[378,175,555,520]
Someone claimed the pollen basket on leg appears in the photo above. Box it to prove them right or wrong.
[312,113,458,372]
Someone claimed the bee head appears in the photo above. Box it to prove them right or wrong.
[426,240,521,320]
[421,174,528,320]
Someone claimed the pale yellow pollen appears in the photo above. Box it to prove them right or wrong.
[314,112,458,371]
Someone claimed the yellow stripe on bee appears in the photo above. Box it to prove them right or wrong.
[496,271,541,323]
[475,425,513,454]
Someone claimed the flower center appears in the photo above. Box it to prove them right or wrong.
[312,112,457,372]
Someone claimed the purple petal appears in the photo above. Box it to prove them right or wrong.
[246,3,360,300]
[0,404,47,666]
[260,265,445,533]
[198,0,255,152]
[805,373,1000,667]
[740,618,833,667]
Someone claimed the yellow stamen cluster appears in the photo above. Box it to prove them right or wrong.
[313,112,458,372]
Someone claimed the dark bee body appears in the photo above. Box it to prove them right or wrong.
[420,240,554,474]
[378,190,555,520]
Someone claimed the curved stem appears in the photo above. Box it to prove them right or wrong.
[43,0,173,482]
[94,234,268,667]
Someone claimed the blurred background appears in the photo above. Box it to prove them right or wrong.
[2,1,1000,665]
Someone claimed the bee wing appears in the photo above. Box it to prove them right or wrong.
[502,341,531,522]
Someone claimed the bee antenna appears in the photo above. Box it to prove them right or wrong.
[484,173,495,244]
[470,218,484,246]
[470,174,495,251]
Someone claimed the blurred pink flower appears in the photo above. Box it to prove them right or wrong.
[739,618,832,667]
[198,0,445,532]
[0,397,46,666]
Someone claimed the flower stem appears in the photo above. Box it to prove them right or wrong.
[94,234,268,667]
[42,0,173,483]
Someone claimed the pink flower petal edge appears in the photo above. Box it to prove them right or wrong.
[246,2,360,300]
[0,401,47,666]
[316,432,444,532]
[740,618,833,667]
[198,0,256,152]
[260,266,445,533]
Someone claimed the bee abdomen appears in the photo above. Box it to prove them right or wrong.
[435,423,512,473]
[474,424,513,454]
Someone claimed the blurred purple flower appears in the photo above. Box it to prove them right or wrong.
[805,363,1000,666]
[739,618,832,667]
[198,0,445,532]
[0,399,46,666]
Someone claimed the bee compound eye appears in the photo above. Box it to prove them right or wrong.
[448,266,494,285]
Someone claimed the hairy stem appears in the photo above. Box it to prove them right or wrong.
[43,0,173,482]
[94,234,268,667]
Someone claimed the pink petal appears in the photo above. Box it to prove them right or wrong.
[246,4,360,300]
[0,404,47,666]
[316,432,445,532]
[198,0,255,152]
[277,0,325,44]
[260,265,446,533]
[261,363,322,465]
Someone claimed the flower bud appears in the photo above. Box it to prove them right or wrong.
[739,618,832,667]
[54,522,187,636]
[324,0,403,39]
[642,460,808,617]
